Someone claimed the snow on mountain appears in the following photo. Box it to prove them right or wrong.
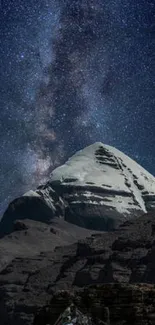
[48,142,155,228]
[1,142,155,235]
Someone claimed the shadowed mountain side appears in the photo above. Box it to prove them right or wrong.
[0,212,155,323]
[0,217,103,271]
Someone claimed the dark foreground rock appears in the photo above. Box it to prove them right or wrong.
[0,213,155,324]
[34,283,155,325]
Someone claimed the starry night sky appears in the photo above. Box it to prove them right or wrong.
[0,0,155,214]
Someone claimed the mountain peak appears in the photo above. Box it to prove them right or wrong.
[49,142,155,216]
[1,143,155,236]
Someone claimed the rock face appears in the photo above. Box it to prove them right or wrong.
[0,213,155,324]
[34,284,155,325]
[1,142,155,236]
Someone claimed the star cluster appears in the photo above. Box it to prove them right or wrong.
[0,0,155,214]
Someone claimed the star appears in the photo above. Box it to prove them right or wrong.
[20,53,25,59]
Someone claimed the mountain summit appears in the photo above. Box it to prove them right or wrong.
[1,142,155,235]
[49,142,155,225]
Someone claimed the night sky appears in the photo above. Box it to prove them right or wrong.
[0,0,155,215]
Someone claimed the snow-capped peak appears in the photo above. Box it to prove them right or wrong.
[1,143,155,234]
[49,142,155,226]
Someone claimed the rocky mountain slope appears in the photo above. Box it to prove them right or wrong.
[34,283,155,325]
[0,217,103,272]
[1,143,155,236]
[0,212,155,324]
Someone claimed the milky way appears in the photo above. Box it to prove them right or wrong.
[0,0,155,214]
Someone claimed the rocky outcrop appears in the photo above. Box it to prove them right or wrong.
[0,213,155,324]
[34,284,155,325]
[1,143,155,236]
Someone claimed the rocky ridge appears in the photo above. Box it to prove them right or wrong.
[34,283,155,325]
